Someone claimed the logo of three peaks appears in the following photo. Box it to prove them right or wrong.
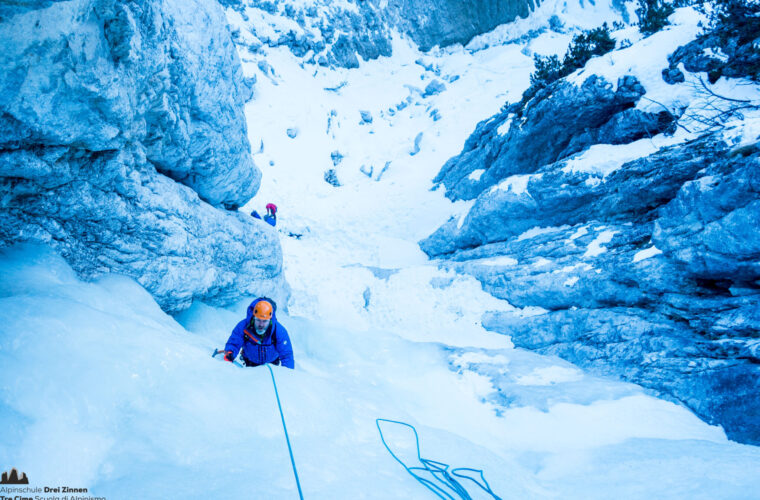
[1,468,29,484]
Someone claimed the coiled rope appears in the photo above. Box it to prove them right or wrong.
[376,418,502,500]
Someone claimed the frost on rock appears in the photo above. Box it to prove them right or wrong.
[0,0,285,312]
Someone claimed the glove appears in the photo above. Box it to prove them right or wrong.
[224,350,235,362]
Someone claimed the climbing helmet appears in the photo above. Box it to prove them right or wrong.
[253,300,273,320]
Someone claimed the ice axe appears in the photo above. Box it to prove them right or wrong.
[212,348,245,367]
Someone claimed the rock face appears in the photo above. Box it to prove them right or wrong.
[226,0,538,68]
[1,0,259,209]
[386,0,535,51]
[421,71,760,444]
[664,17,760,83]
[0,0,287,312]
[431,75,676,201]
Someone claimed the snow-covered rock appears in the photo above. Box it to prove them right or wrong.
[425,130,760,445]
[431,75,678,201]
[482,306,760,445]
[420,18,760,443]
[440,143,760,443]
[0,0,285,311]
[0,146,287,313]
[665,22,760,83]
[226,0,542,68]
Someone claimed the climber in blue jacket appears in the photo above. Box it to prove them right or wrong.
[224,297,294,368]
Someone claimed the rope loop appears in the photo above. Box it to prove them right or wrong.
[376,418,502,500]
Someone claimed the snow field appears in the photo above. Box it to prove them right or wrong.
[4,246,758,500]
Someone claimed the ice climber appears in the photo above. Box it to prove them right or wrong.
[250,203,277,227]
[264,203,277,226]
[223,297,294,368]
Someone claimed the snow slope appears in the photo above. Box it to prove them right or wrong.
[4,246,759,499]
[2,2,760,499]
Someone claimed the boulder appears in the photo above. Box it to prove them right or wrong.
[433,75,649,201]
[0,0,285,312]
[0,146,287,312]
[0,0,259,209]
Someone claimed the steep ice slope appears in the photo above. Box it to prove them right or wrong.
[3,240,759,499]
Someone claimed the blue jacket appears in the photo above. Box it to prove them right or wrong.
[225,298,294,368]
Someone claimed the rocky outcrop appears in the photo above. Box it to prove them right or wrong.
[432,138,760,444]
[654,147,760,283]
[421,64,760,443]
[663,10,760,84]
[432,75,676,201]
[1,0,259,209]
[0,146,286,312]
[387,0,535,51]
[421,135,715,256]
[228,0,539,68]
[0,0,287,312]
[482,306,759,445]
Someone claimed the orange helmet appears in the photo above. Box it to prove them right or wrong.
[253,300,273,320]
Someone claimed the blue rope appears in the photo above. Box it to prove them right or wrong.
[212,349,303,498]
[268,364,304,500]
[376,419,502,500]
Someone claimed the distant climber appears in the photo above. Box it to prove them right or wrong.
[264,203,277,226]
[223,297,294,368]
[250,203,277,227]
